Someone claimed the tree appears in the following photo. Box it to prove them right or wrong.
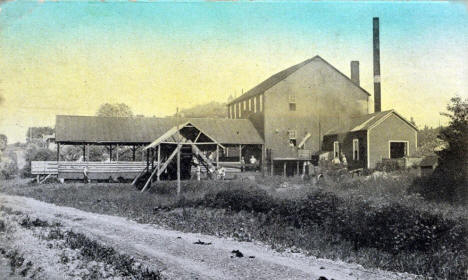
[0,134,7,151]
[412,96,467,204]
[177,102,227,118]
[96,103,134,117]
[26,127,54,141]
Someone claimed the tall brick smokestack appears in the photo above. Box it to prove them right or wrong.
[373,17,381,112]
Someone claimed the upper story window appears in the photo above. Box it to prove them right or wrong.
[353,139,359,160]
[289,94,296,111]
[288,129,297,147]
[243,100,246,110]
[248,98,252,111]
[239,102,242,117]
[253,97,257,113]
[234,104,237,119]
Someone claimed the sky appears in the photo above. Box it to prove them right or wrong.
[0,0,467,142]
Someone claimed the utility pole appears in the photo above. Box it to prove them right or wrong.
[176,107,181,197]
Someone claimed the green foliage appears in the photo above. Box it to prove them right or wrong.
[414,126,441,157]
[0,134,7,151]
[96,103,134,117]
[26,127,54,141]
[21,144,56,177]
[412,96,468,204]
[4,177,467,279]
[0,157,18,179]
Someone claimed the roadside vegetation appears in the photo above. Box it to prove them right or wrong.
[2,172,466,280]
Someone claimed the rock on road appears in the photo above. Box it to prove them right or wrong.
[0,194,417,280]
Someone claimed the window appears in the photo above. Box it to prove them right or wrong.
[288,130,297,147]
[390,141,408,159]
[243,100,246,110]
[248,98,251,111]
[253,97,257,113]
[353,139,359,160]
[288,94,296,111]
[333,141,340,158]
[239,103,242,117]
[234,104,237,119]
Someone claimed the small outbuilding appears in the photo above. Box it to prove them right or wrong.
[323,109,418,169]
[419,155,438,177]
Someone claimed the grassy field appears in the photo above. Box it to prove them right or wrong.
[1,173,466,279]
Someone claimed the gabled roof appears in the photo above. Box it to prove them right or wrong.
[227,55,371,105]
[55,115,264,145]
[325,109,418,135]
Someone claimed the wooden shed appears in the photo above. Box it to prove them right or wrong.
[323,110,418,169]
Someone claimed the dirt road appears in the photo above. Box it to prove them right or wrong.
[0,194,417,280]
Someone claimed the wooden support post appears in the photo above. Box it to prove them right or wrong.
[216,145,219,168]
[86,144,90,162]
[151,148,154,170]
[141,147,144,162]
[238,144,242,163]
[261,144,266,177]
[177,144,181,196]
[109,145,113,162]
[36,175,40,184]
[283,161,287,177]
[146,149,150,170]
[297,161,300,176]
[116,144,119,162]
[132,145,136,161]
[83,145,86,161]
[57,143,60,162]
[157,145,161,181]
[141,145,181,192]
[271,160,274,176]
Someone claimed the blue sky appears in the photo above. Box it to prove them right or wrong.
[0,1,467,142]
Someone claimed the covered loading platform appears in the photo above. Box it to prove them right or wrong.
[33,115,264,182]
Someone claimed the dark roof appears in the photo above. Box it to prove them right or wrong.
[55,115,263,145]
[420,155,438,167]
[227,55,371,105]
[325,109,418,135]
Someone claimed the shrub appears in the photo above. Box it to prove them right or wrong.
[22,145,56,177]
[0,157,18,179]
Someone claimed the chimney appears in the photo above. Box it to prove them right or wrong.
[373,17,381,112]
[350,61,360,86]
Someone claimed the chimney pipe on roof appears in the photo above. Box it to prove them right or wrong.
[373,17,381,112]
[350,61,360,86]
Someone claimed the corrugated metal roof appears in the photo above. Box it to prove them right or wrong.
[227,55,371,105]
[55,115,263,145]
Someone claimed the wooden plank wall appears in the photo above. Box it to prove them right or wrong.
[31,161,59,175]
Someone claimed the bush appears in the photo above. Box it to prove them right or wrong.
[22,145,56,177]
[0,157,18,179]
